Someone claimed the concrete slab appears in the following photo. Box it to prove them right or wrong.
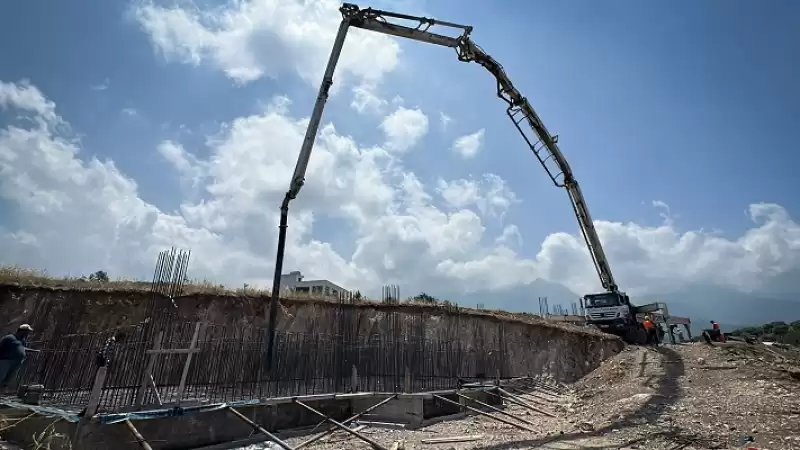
[0,385,541,449]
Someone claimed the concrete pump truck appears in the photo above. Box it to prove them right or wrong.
[266,4,666,361]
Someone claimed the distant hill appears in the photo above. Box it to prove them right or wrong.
[433,278,581,315]
[729,320,800,345]
[435,281,800,338]
[422,278,800,340]
[639,285,800,335]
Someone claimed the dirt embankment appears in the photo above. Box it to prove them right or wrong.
[568,342,800,449]
[0,285,624,383]
[295,343,800,450]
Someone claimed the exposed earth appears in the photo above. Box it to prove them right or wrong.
[269,342,800,450]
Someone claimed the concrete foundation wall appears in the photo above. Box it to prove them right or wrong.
[352,395,423,426]
[0,286,624,449]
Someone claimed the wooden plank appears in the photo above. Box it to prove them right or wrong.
[148,374,162,406]
[176,322,202,405]
[421,435,484,444]
[85,366,107,417]
[136,331,163,407]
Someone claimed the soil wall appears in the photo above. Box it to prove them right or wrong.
[0,285,623,382]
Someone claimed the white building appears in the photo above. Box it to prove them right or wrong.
[280,271,348,298]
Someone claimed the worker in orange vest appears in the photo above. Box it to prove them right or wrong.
[643,315,658,346]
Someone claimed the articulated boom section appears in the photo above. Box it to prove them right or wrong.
[267,3,633,365]
[341,3,617,292]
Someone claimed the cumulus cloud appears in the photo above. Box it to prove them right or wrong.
[380,106,429,153]
[496,225,523,249]
[0,80,60,124]
[451,128,485,158]
[157,140,206,188]
[133,0,400,88]
[351,82,387,115]
[436,175,519,219]
[2,79,800,304]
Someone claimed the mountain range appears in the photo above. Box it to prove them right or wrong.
[436,279,800,335]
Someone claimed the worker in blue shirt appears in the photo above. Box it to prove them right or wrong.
[0,324,36,388]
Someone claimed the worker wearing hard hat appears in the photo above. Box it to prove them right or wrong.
[0,324,37,388]
[642,315,658,346]
[709,320,725,342]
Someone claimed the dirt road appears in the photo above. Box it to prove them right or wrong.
[278,342,800,450]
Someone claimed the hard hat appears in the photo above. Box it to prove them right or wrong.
[18,324,33,332]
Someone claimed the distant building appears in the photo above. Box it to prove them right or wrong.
[280,271,348,298]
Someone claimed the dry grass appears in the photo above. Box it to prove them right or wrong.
[0,265,607,337]
[0,414,69,450]
[0,265,275,297]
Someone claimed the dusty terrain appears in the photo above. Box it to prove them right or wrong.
[275,342,800,450]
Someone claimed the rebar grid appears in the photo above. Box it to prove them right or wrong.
[1,249,570,413]
[8,312,558,413]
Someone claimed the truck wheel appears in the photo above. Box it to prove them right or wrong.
[636,328,648,346]
[623,327,640,345]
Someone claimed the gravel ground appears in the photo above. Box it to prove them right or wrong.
[241,342,800,450]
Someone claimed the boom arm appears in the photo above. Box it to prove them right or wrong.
[342,4,618,292]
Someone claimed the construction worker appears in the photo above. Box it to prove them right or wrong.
[642,315,658,346]
[96,331,126,368]
[79,331,126,418]
[709,320,725,342]
[0,324,37,388]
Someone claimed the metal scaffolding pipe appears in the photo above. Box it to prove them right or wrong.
[296,394,398,449]
[455,393,538,427]
[432,394,535,432]
[294,400,389,450]
[227,406,295,450]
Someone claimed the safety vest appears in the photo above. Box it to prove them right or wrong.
[643,320,654,329]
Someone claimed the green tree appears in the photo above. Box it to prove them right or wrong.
[772,323,790,336]
[88,270,109,283]
[783,328,800,345]
[412,292,438,304]
[734,326,761,337]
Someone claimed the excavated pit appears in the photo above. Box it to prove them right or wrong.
[0,285,624,449]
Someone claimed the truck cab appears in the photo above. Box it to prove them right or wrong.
[582,291,636,331]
